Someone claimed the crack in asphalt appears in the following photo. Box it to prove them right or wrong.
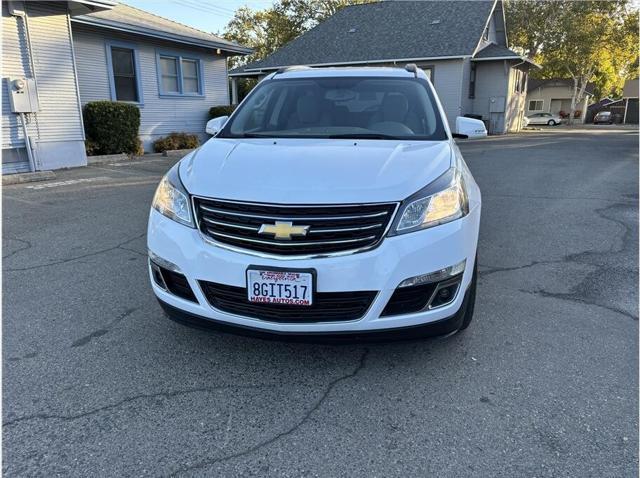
[524,289,638,321]
[478,260,548,278]
[117,245,147,257]
[3,385,272,428]
[2,237,32,260]
[3,233,146,272]
[71,307,139,348]
[479,202,638,320]
[6,351,38,363]
[168,348,370,477]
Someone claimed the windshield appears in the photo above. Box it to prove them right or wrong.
[219,76,447,140]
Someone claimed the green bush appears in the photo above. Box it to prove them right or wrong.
[153,132,199,153]
[209,105,236,119]
[83,101,140,155]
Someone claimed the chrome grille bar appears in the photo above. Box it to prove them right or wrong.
[199,204,390,221]
[206,229,377,247]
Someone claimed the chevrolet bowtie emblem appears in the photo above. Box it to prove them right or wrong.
[258,221,310,240]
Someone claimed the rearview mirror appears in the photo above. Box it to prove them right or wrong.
[206,116,228,135]
[454,116,487,139]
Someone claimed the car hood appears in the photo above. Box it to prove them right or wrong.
[180,138,452,204]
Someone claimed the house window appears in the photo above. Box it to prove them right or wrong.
[421,67,434,82]
[469,63,476,99]
[529,99,543,111]
[160,57,180,93]
[157,53,203,96]
[110,46,139,102]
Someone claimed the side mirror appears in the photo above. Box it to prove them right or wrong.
[206,116,229,135]
[454,116,487,139]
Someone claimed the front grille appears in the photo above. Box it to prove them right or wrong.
[193,197,397,256]
[199,281,377,323]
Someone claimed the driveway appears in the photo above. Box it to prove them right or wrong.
[4,130,638,477]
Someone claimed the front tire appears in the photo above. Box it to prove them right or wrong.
[547,120,556,126]
[458,258,477,330]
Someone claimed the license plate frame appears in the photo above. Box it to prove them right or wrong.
[246,266,316,306]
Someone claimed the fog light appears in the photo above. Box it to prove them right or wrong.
[398,259,466,288]
[429,281,460,309]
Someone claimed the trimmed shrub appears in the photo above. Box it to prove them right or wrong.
[153,132,199,153]
[209,105,236,119]
[83,101,140,155]
[84,139,99,157]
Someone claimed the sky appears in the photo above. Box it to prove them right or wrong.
[122,0,274,35]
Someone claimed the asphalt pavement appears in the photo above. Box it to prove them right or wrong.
[3,129,638,477]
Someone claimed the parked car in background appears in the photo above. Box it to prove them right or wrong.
[526,112,562,126]
[148,66,484,338]
[593,111,614,124]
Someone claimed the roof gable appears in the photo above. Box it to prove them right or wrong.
[236,0,496,73]
[72,3,251,54]
[528,78,595,96]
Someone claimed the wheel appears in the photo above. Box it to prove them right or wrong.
[547,120,556,126]
[458,257,477,330]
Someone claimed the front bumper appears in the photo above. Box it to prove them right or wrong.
[147,205,480,334]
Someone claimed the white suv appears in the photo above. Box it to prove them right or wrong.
[148,66,483,339]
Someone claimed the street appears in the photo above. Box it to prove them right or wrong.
[3,129,638,476]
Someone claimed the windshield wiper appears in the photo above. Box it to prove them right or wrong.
[327,133,403,140]
[224,132,272,138]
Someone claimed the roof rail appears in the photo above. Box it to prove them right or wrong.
[273,65,313,78]
[404,63,419,78]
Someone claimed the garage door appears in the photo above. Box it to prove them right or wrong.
[625,99,638,124]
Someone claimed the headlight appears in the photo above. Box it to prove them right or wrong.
[151,163,194,227]
[391,168,468,235]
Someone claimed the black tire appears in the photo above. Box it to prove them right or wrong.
[458,258,477,330]
[547,120,556,126]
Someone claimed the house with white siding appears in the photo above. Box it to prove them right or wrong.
[2,1,250,175]
[230,0,537,136]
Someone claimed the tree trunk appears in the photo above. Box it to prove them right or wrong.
[569,77,578,125]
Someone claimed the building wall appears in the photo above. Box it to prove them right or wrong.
[460,58,473,118]
[418,58,465,130]
[526,85,589,123]
[72,23,230,151]
[471,60,510,134]
[2,1,86,173]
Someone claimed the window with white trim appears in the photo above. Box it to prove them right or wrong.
[157,54,203,96]
[528,99,543,111]
[111,46,139,102]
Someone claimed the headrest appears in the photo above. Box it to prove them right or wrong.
[382,94,409,121]
[296,95,321,124]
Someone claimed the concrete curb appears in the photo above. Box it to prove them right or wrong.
[87,149,194,165]
[3,170,56,185]
[161,148,195,157]
[87,153,129,165]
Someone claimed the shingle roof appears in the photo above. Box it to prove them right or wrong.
[72,3,251,54]
[232,0,496,74]
[473,42,520,59]
[528,78,595,96]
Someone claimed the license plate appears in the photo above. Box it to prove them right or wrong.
[247,269,314,306]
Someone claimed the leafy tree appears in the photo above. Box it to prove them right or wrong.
[506,0,639,118]
[223,0,373,70]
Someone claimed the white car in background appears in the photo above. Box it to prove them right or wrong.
[526,112,562,126]
[147,66,484,339]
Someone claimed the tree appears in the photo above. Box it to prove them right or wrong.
[223,0,373,70]
[506,0,639,119]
